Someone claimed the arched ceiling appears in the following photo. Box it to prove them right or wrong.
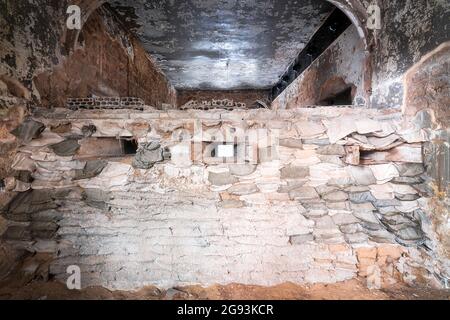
[108,0,335,90]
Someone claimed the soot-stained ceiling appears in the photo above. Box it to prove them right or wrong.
[108,0,334,90]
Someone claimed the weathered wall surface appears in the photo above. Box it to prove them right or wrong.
[177,90,270,109]
[403,42,450,124]
[370,0,450,108]
[34,6,177,109]
[0,0,176,280]
[403,42,450,279]
[272,25,366,109]
[0,76,31,280]
[0,2,177,108]
[1,107,447,290]
[0,1,67,90]
[272,0,450,109]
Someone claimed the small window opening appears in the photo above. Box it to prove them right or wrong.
[76,137,138,159]
[215,144,237,158]
[121,139,138,155]
[209,143,238,158]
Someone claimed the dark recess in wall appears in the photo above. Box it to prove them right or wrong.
[319,86,354,106]
[122,139,138,155]
[270,8,352,101]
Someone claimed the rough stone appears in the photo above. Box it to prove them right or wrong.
[288,187,319,201]
[227,183,259,196]
[316,145,346,156]
[315,185,338,196]
[289,234,314,244]
[332,213,359,225]
[295,121,326,137]
[370,164,399,183]
[323,116,357,143]
[369,184,395,200]
[218,200,244,208]
[347,166,377,186]
[80,162,131,189]
[318,155,345,166]
[302,138,330,146]
[373,199,402,208]
[355,119,382,135]
[279,138,303,149]
[132,141,163,169]
[50,139,80,156]
[350,202,376,212]
[50,122,72,134]
[280,166,309,179]
[345,232,369,244]
[0,216,8,236]
[208,171,238,186]
[394,163,425,177]
[314,216,337,229]
[366,134,401,150]
[27,131,65,147]
[10,119,45,143]
[349,191,377,204]
[327,201,350,211]
[339,223,364,234]
[228,164,257,176]
[73,160,108,180]
[322,191,348,202]
[395,193,420,201]
[392,176,424,184]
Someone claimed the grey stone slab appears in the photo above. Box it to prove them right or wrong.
[10,119,45,143]
[50,139,80,156]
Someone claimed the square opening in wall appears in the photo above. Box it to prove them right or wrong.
[216,144,236,158]
[76,137,138,158]
[121,139,138,155]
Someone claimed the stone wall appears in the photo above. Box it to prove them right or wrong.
[177,90,271,109]
[1,106,447,290]
[33,6,177,109]
[0,1,176,280]
[272,0,450,109]
[0,2,176,109]
[272,25,366,109]
[0,72,34,280]
[403,41,450,281]
[370,0,450,108]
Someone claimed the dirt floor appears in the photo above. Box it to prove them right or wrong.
[1,278,449,300]
[0,253,448,300]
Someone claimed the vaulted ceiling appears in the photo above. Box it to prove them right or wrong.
[108,0,334,90]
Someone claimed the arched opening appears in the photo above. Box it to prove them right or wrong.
[271,1,371,109]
